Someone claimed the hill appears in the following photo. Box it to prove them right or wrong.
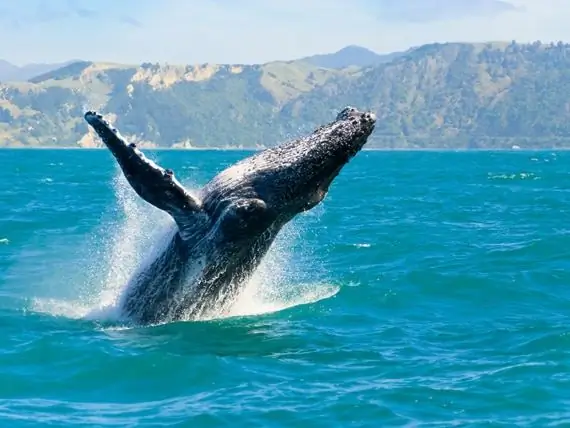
[1,41,570,149]
[283,41,570,149]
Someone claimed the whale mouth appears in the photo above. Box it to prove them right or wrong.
[320,163,344,191]
[296,108,375,212]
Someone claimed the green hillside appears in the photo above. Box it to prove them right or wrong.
[1,41,570,149]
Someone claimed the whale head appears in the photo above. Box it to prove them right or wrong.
[254,106,377,217]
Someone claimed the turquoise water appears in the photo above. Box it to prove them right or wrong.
[1,149,569,426]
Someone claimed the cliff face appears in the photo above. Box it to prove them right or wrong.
[2,41,570,149]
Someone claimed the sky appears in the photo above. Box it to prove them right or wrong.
[0,0,568,65]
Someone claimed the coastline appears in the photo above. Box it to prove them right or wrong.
[0,146,567,152]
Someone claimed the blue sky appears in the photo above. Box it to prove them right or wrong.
[0,0,564,65]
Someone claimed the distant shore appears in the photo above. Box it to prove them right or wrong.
[1,146,568,152]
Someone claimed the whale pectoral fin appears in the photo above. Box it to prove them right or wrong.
[84,111,203,228]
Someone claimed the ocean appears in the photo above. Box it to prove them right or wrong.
[1,148,569,427]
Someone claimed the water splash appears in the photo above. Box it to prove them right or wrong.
[81,172,177,321]
[30,169,174,321]
[31,164,338,324]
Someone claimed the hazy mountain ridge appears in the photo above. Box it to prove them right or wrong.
[1,41,569,149]
[0,59,80,82]
[298,45,406,69]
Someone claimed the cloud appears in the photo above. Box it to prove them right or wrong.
[120,15,143,28]
[0,0,137,27]
[370,0,519,23]
[68,2,98,19]
[0,0,567,65]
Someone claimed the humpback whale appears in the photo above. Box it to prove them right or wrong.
[85,107,376,325]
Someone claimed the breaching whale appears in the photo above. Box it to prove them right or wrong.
[84,106,376,325]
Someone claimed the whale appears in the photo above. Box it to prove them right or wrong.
[84,106,376,325]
